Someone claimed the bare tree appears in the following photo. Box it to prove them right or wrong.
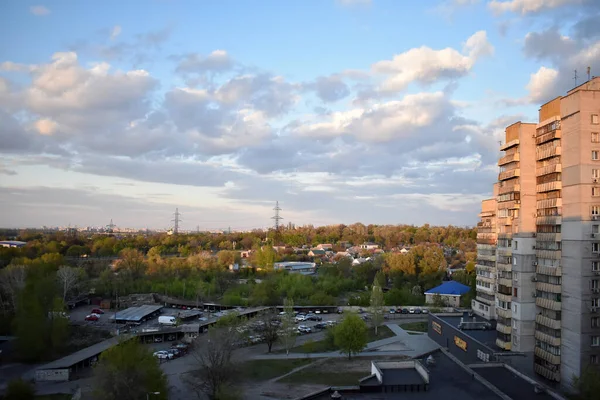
[0,265,27,311]
[183,324,240,400]
[56,266,80,302]
[279,297,296,356]
[254,311,280,353]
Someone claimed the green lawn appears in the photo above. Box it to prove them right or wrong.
[238,359,313,381]
[366,325,394,342]
[399,322,428,332]
[279,370,367,386]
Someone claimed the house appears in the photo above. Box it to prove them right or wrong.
[360,242,380,250]
[240,250,252,258]
[424,281,470,307]
[373,248,385,255]
[316,244,333,250]
[335,251,351,258]
[274,261,316,275]
[0,240,26,248]
[308,249,326,257]
[352,257,370,266]
[399,247,410,254]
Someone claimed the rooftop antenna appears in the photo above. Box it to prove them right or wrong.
[574,69,578,86]
[588,66,591,82]
[172,208,181,235]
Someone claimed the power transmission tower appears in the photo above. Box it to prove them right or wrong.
[107,219,115,232]
[271,201,283,231]
[172,208,182,235]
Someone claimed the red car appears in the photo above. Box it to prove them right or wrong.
[91,308,105,314]
[85,314,99,322]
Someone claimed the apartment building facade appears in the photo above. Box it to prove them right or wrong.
[475,77,600,387]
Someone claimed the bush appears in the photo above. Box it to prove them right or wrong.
[5,378,35,400]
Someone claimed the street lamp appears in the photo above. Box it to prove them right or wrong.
[147,392,160,400]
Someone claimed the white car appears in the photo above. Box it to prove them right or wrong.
[409,307,415,314]
[153,351,173,360]
[422,309,429,314]
[279,311,286,315]
[295,315,307,322]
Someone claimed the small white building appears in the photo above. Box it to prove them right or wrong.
[360,242,380,250]
[0,240,26,248]
[274,261,316,275]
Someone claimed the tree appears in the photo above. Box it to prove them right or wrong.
[56,265,81,301]
[374,270,386,288]
[370,282,385,336]
[184,319,241,399]
[432,293,446,308]
[334,313,368,359]
[279,298,297,356]
[571,366,600,400]
[117,248,147,278]
[4,378,36,400]
[0,264,26,311]
[254,311,279,353]
[92,339,167,400]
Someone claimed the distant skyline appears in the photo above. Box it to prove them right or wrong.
[1,0,599,231]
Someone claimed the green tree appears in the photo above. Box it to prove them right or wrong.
[4,378,36,400]
[432,293,446,308]
[571,366,600,400]
[117,248,147,279]
[370,282,385,336]
[92,339,167,400]
[334,313,368,359]
[280,297,297,356]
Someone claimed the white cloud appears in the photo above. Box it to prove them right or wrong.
[175,50,233,74]
[489,0,583,15]
[371,31,493,93]
[337,0,372,5]
[110,25,122,40]
[526,66,559,103]
[34,119,58,136]
[30,5,50,16]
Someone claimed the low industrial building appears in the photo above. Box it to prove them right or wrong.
[109,304,163,324]
[273,261,316,275]
[0,240,26,248]
[424,281,470,307]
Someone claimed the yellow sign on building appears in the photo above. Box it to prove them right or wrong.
[454,336,468,351]
[432,321,442,335]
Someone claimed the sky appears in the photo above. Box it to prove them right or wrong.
[1,0,599,231]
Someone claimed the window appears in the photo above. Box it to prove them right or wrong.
[594,151,599,161]
[592,317,600,328]
[594,298,600,307]
[513,335,518,345]
[514,241,518,250]
[594,169,600,179]
[513,304,518,313]
[594,243,600,253]
[593,280,599,289]
[594,188,600,197]
[513,320,518,329]
[593,206,600,216]
[594,225,600,234]
[513,288,518,297]
[592,355,599,365]
[592,336,600,347]
[593,114,599,125]
[513,257,517,265]
[514,271,519,281]
[593,261,599,272]
[594,132,600,143]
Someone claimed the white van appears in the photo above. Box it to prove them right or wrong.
[158,316,177,326]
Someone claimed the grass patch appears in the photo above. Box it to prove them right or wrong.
[238,359,313,381]
[400,322,428,332]
[279,370,367,386]
[35,395,73,400]
[407,332,424,335]
[366,325,394,342]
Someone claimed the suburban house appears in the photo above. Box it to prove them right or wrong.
[352,257,370,266]
[315,243,333,250]
[273,261,316,275]
[399,247,410,254]
[308,249,326,257]
[424,281,470,307]
[240,250,253,258]
[360,242,380,250]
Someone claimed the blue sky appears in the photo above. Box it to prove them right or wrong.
[1,0,599,231]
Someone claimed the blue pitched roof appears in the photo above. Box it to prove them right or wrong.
[424,281,470,296]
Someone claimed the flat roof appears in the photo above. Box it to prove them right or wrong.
[476,366,557,400]
[175,310,203,319]
[37,336,124,370]
[109,304,163,322]
[380,368,423,386]
[436,315,499,350]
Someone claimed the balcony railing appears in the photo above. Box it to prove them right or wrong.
[534,346,560,365]
[477,254,496,262]
[499,169,521,181]
[498,278,513,287]
[536,215,562,225]
[498,184,520,195]
[476,285,495,295]
[536,249,562,260]
[477,238,496,245]
[496,337,511,350]
[536,130,562,145]
[536,197,562,210]
[536,297,561,311]
[498,232,512,239]
[496,322,512,335]
[477,274,495,283]
[496,307,511,319]
[536,146,562,161]
[535,330,561,347]
[498,248,513,257]
[536,232,561,242]
[536,281,561,294]
[536,265,562,277]
[536,314,561,330]
[534,363,560,382]
[536,163,562,177]
[496,292,512,303]
[498,200,520,210]
[537,181,562,193]
[497,262,512,272]
[475,295,495,306]
[498,153,520,166]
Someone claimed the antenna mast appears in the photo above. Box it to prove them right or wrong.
[172,208,181,235]
[271,201,283,231]
[588,66,591,82]
[574,69,578,86]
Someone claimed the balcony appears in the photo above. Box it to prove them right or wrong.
[499,169,521,181]
[497,322,512,335]
[475,295,495,306]
[496,337,512,350]
[536,197,562,210]
[536,145,562,161]
[498,248,513,257]
[498,153,520,166]
[498,232,513,240]
[536,232,562,242]
[476,263,495,271]
[536,314,561,330]
[501,139,520,151]
[496,292,512,303]
[536,281,561,294]
[477,274,496,283]
[536,129,562,145]
[536,265,562,277]
[534,346,560,365]
[477,238,496,245]
[536,163,562,177]
[536,249,562,260]
[535,330,561,347]
[477,254,496,262]
[534,363,560,382]
[536,215,562,225]
[498,278,513,287]
[496,307,511,319]
[477,227,494,234]
[497,262,512,272]
[498,200,520,210]
[498,184,520,195]
[537,181,562,193]
[536,297,561,311]
[476,285,495,295]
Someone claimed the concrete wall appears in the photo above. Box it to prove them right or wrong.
[35,368,69,382]
[512,235,537,352]
[472,299,496,320]
[425,294,460,307]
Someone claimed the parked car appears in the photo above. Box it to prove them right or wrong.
[361,315,371,321]
[91,308,105,315]
[314,322,327,330]
[409,308,415,314]
[153,351,174,360]
[295,315,307,322]
[414,308,422,314]
[84,314,99,322]
[306,314,322,321]
[167,349,180,358]
[90,313,102,318]
[297,325,312,334]
[422,308,429,314]
[401,308,409,314]
[389,309,396,314]
[279,311,287,315]
[326,320,337,327]
[337,308,343,314]
[315,310,321,314]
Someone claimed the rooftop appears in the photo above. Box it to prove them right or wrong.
[436,314,499,350]
[474,365,557,400]
[109,304,163,322]
[37,336,125,370]
[424,281,470,296]
[0,240,26,247]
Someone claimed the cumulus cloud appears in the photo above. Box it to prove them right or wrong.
[489,0,584,15]
[110,25,122,40]
[308,75,351,102]
[30,6,50,16]
[370,31,493,94]
[175,50,233,74]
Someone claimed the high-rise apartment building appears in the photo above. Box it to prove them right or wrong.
[474,77,600,386]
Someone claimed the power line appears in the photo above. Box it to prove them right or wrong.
[271,201,283,231]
